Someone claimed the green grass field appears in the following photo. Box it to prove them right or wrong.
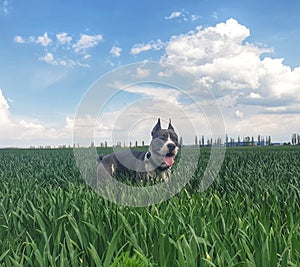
[0,146,299,266]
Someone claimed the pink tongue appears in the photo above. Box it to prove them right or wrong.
[163,156,175,166]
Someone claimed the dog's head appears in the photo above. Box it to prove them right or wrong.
[149,118,179,168]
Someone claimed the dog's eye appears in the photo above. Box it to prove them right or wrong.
[159,134,168,141]
[170,133,178,143]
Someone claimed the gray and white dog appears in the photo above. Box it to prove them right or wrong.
[97,118,179,182]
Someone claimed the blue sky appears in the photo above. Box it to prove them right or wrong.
[1,0,300,147]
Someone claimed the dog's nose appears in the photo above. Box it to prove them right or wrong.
[167,143,176,151]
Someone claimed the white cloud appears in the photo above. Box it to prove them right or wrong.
[123,83,181,106]
[264,106,287,113]
[56,32,72,45]
[73,34,103,53]
[160,18,300,141]
[259,57,300,100]
[165,11,182,20]
[235,110,244,119]
[0,88,74,147]
[83,54,91,60]
[0,88,10,125]
[134,67,150,79]
[131,39,164,55]
[13,32,103,68]
[13,35,31,44]
[110,46,122,57]
[163,18,300,103]
[233,113,300,141]
[164,18,254,68]
[38,52,89,68]
[36,32,52,47]
[28,36,35,43]
[165,9,200,22]
[191,14,200,21]
[39,52,55,64]
[248,92,262,99]
[14,35,25,44]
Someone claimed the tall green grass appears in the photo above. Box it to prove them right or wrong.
[0,147,299,266]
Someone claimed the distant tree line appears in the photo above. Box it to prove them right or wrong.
[27,133,300,149]
[195,134,273,147]
[99,140,146,148]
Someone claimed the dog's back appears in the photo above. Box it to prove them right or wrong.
[98,150,147,176]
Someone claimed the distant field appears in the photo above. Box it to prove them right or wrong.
[0,146,299,266]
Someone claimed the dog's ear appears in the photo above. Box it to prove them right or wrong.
[151,118,161,136]
[168,119,175,131]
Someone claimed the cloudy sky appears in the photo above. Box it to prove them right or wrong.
[1,0,300,147]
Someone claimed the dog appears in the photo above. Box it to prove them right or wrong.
[97,118,179,183]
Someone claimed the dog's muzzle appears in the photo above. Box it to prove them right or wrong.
[163,143,177,166]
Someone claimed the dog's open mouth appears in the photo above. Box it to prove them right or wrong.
[163,153,175,167]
